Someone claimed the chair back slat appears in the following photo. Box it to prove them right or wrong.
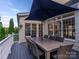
[49,36,55,40]
[55,37,64,42]
[30,40,40,58]
[44,35,48,39]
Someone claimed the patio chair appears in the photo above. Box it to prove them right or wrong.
[49,36,55,40]
[55,37,64,42]
[44,35,48,39]
[25,37,29,47]
[25,38,33,52]
[31,41,45,59]
[51,44,73,59]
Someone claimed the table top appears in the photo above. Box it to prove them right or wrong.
[31,37,74,52]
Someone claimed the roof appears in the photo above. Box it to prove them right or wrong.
[26,0,78,21]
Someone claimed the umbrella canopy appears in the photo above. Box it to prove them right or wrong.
[26,0,78,21]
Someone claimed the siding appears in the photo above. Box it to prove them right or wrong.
[73,11,79,51]
[65,0,79,6]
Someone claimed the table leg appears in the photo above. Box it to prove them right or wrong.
[45,51,50,59]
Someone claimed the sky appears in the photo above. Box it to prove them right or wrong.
[0,0,33,27]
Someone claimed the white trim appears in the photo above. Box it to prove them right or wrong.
[64,38,75,42]
[24,20,42,24]
[25,36,31,37]
[45,11,75,21]
[62,16,75,20]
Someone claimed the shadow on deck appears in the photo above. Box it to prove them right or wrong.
[7,42,35,59]
[7,42,79,59]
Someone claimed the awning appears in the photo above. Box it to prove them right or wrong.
[26,0,78,21]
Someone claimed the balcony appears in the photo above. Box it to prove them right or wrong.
[0,34,79,59]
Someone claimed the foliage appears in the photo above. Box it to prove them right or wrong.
[0,22,3,40]
[0,22,5,41]
[8,18,14,34]
[0,18,18,41]
[5,28,8,37]
[14,27,18,34]
[1,27,5,39]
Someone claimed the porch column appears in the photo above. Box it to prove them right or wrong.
[36,24,39,37]
[52,21,55,36]
[43,21,48,36]
[61,17,63,37]
[30,23,32,36]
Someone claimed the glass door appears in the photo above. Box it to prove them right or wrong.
[39,24,43,37]
[54,21,61,36]
[48,23,53,35]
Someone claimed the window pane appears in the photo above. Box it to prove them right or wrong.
[54,21,61,36]
[48,23,53,35]
[25,23,30,36]
[39,24,43,37]
[32,24,36,37]
[63,18,75,39]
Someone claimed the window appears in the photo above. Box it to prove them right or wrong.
[32,24,37,37]
[63,18,75,39]
[39,24,43,37]
[54,21,61,36]
[48,23,53,35]
[25,23,30,36]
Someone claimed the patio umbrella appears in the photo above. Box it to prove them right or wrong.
[26,0,78,21]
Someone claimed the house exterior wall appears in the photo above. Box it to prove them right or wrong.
[73,10,79,51]
[18,16,26,43]
[52,0,70,4]
[65,0,79,6]
[70,2,79,51]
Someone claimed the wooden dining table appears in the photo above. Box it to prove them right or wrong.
[31,37,74,59]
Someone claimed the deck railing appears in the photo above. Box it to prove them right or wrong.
[0,34,14,59]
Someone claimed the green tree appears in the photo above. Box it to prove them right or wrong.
[14,27,18,34]
[0,22,3,40]
[0,21,5,41]
[1,27,5,39]
[8,18,14,34]
[5,27,8,37]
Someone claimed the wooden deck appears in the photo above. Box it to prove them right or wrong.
[7,42,79,59]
